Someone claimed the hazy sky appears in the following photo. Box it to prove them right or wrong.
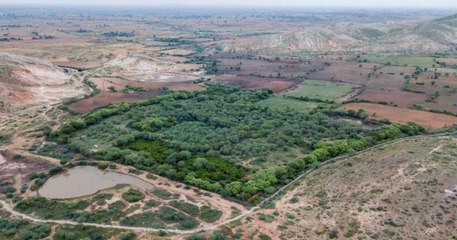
[1,0,457,8]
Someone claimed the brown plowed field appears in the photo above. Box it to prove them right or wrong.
[68,78,204,113]
[341,103,457,129]
[356,89,428,108]
[52,60,102,70]
[67,91,161,113]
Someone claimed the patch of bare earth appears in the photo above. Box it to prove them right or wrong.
[341,103,457,129]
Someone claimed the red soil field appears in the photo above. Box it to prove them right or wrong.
[52,60,102,70]
[436,58,457,66]
[67,78,204,113]
[90,77,203,92]
[67,91,161,113]
[307,61,377,84]
[341,103,457,129]
[356,89,428,108]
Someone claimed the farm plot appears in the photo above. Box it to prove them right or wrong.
[341,103,457,129]
[215,58,327,79]
[67,91,163,114]
[356,89,428,108]
[436,57,457,67]
[356,66,427,107]
[285,79,357,102]
[406,72,457,114]
[67,77,204,113]
[257,96,319,113]
[52,60,102,70]
[357,55,437,68]
[214,75,301,93]
[307,61,377,84]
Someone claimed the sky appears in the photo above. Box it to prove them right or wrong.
[1,0,457,9]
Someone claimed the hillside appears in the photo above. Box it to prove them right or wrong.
[238,134,457,239]
[223,13,457,54]
[0,53,86,105]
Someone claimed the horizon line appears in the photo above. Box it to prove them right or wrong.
[0,3,456,10]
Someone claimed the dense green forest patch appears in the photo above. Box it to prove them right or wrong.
[51,84,424,202]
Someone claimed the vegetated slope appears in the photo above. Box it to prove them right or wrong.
[246,134,457,240]
[224,14,457,54]
[0,53,86,105]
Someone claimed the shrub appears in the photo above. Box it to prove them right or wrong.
[122,189,145,203]
[186,234,206,240]
[199,206,223,223]
[210,231,228,240]
[329,229,339,239]
[97,162,109,170]
[150,189,177,200]
[170,200,200,216]
[119,232,137,240]
[48,166,63,176]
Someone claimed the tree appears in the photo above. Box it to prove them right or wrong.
[225,181,242,196]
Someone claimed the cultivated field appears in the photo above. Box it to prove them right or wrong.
[341,103,457,129]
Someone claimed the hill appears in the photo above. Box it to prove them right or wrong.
[236,134,457,239]
[222,13,457,54]
[0,53,86,105]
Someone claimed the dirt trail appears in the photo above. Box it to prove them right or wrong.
[429,144,443,155]
[0,198,253,234]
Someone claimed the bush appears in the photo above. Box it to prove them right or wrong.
[259,234,272,240]
[119,232,137,240]
[186,234,206,240]
[54,230,76,240]
[48,166,63,176]
[150,189,177,200]
[210,231,228,240]
[329,229,339,239]
[156,207,198,229]
[28,172,46,181]
[122,189,145,203]
[170,200,200,216]
[199,206,223,223]
[97,162,109,170]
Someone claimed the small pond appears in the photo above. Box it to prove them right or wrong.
[38,166,154,199]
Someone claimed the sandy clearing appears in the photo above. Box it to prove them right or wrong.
[341,103,457,129]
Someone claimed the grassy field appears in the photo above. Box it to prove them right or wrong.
[257,96,319,113]
[358,55,436,68]
[285,80,355,101]
[396,56,436,68]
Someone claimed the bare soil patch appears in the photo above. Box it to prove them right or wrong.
[52,60,102,70]
[307,61,377,84]
[67,91,161,113]
[341,103,457,129]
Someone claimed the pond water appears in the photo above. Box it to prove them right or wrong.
[38,166,154,199]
